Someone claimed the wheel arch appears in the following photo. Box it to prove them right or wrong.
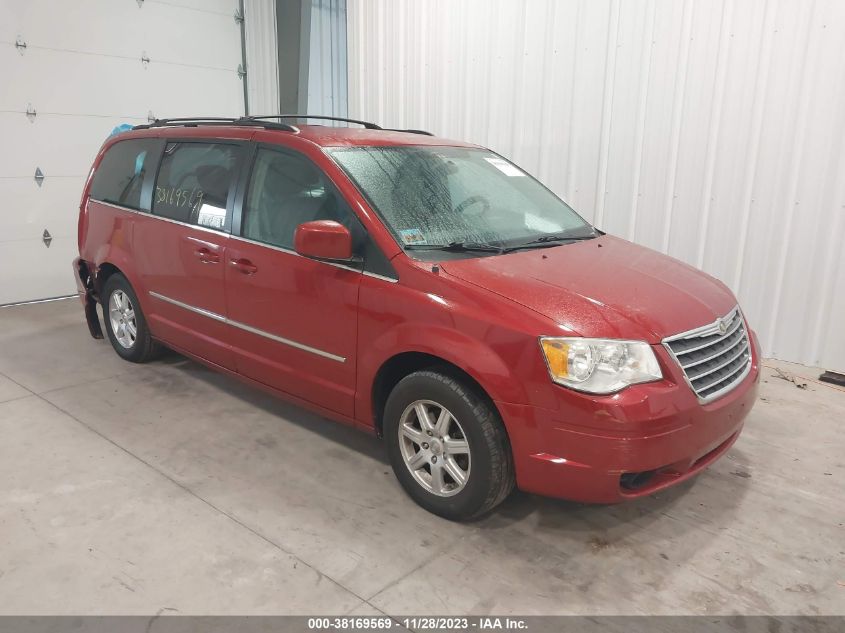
[94,262,125,297]
[370,351,505,439]
[91,259,152,338]
[91,252,144,307]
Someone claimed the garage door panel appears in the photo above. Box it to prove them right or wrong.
[144,65,244,117]
[0,0,243,302]
[0,114,116,177]
[144,0,238,16]
[1,0,240,71]
[0,237,78,305]
[0,177,85,243]
[0,2,21,41]
[133,2,241,70]
[1,47,240,118]
[1,46,147,114]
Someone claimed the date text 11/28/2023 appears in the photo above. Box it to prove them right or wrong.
[307,617,528,630]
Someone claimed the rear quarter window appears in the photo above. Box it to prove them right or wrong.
[90,139,161,210]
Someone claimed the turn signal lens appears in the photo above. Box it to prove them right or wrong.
[540,339,570,377]
[539,337,662,394]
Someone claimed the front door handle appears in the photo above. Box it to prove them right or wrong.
[194,247,220,264]
[229,258,258,275]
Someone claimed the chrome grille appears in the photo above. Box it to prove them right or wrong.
[663,307,751,403]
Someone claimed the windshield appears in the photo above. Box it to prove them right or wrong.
[328,146,595,254]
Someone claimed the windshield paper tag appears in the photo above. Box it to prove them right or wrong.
[399,228,427,245]
[484,157,525,177]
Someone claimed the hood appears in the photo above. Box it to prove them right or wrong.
[440,235,737,342]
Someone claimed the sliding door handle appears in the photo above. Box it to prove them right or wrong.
[229,258,258,274]
[194,247,220,264]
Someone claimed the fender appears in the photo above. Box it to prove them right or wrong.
[355,321,530,429]
[83,205,152,327]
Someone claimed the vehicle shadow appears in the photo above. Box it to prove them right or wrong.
[154,348,753,534]
[153,348,389,465]
[475,447,754,564]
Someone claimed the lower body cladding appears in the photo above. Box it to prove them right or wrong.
[497,336,761,503]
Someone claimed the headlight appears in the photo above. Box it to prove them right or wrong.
[539,337,662,394]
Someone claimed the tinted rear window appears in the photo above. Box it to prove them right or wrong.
[90,139,160,210]
[153,142,240,230]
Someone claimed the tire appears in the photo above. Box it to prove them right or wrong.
[384,369,514,521]
[101,273,160,363]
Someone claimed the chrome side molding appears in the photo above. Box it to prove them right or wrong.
[148,291,346,363]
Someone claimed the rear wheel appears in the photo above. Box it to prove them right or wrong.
[384,370,514,520]
[102,274,160,363]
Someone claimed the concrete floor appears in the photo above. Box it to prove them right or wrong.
[0,298,842,616]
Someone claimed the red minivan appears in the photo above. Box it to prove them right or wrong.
[74,115,760,520]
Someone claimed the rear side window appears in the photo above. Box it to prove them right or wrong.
[153,142,241,230]
[90,139,160,210]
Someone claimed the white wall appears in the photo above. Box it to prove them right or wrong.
[0,0,245,305]
[348,0,845,372]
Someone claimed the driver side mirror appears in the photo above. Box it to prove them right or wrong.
[294,220,354,262]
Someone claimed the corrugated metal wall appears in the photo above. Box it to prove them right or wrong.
[243,0,280,115]
[348,0,845,371]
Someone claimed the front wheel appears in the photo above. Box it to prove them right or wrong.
[384,370,514,520]
[102,273,160,363]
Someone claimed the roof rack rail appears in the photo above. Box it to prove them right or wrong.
[133,117,298,132]
[248,114,382,130]
[386,128,434,136]
[132,115,434,136]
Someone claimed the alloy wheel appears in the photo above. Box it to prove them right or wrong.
[398,399,471,497]
[108,289,137,349]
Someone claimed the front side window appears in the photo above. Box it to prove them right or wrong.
[241,147,397,278]
[243,148,356,250]
[90,139,160,210]
[152,142,240,230]
[329,146,595,255]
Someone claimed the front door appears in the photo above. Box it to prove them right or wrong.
[134,140,243,369]
[224,146,361,416]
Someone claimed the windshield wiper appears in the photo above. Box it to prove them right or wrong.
[404,241,504,254]
[503,232,598,252]
[404,233,597,255]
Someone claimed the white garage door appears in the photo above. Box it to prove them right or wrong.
[0,0,244,305]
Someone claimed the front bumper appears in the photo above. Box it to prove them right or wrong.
[497,332,761,503]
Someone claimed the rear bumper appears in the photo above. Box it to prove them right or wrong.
[72,257,103,339]
[498,332,761,503]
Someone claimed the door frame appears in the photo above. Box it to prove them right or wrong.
[229,140,398,282]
